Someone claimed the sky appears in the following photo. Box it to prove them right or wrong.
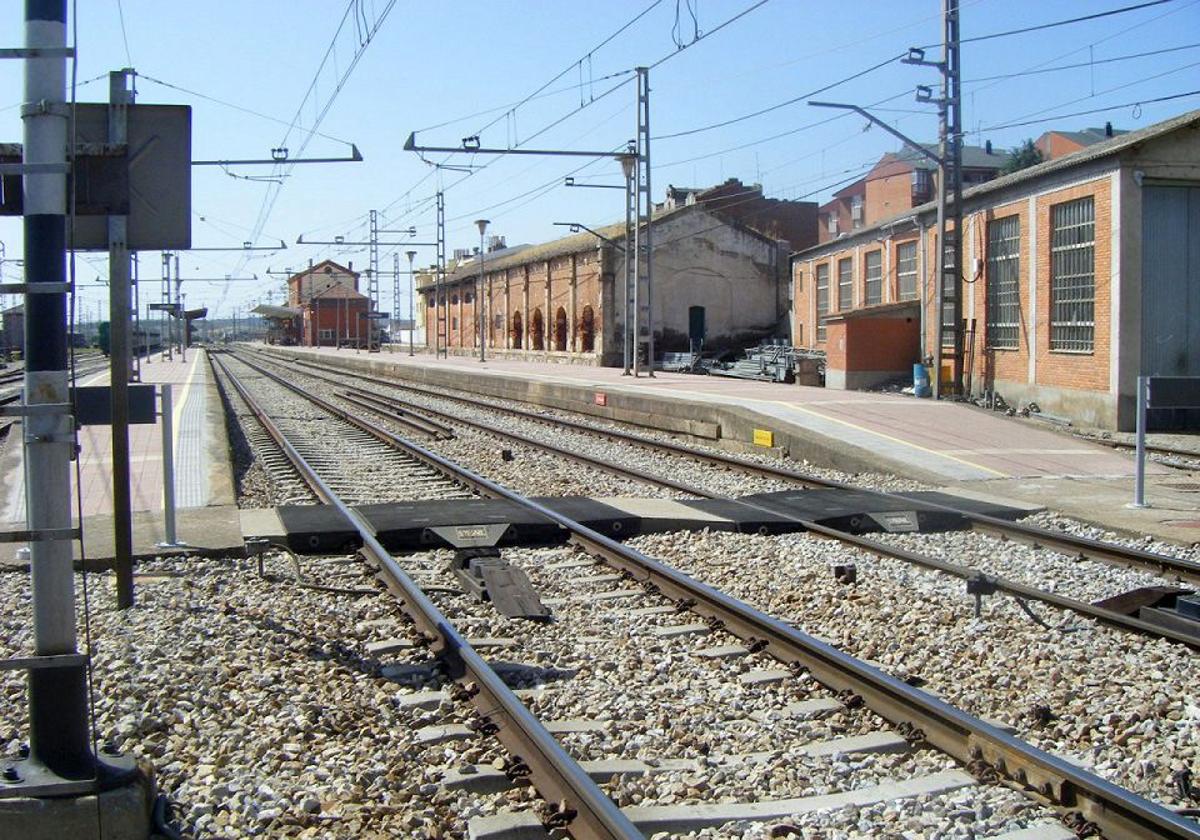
[2,0,1198,326]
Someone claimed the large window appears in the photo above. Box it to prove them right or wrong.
[986,215,1021,349]
[816,263,830,342]
[896,241,918,301]
[837,257,853,311]
[864,251,882,306]
[1050,197,1095,352]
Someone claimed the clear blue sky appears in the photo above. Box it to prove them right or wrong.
[2,0,1198,324]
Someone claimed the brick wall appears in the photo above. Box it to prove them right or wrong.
[793,173,1115,400]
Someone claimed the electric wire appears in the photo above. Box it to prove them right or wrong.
[918,0,1181,49]
[114,0,133,67]
[963,41,1200,84]
[980,88,1200,131]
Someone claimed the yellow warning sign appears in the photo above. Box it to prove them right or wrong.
[753,428,774,447]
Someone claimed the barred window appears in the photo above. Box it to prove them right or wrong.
[896,241,918,301]
[1050,197,1095,352]
[864,251,882,306]
[985,215,1021,349]
[816,263,830,342]
[837,257,853,311]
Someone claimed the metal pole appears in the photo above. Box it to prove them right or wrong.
[623,163,634,376]
[158,385,178,545]
[1131,376,1150,508]
[436,191,446,358]
[407,250,416,357]
[392,251,400,351]
[108,69,135,610]
[476,220,488,362]
[23,0,94,777]
[639,68,655,378]
[947,0,964,395]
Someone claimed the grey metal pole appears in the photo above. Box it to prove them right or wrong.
[108,69,135,610]
[158,385,178,545]
[623,165,634,376]
[1131,375,1150,508]
[478,229,486,362]
[946,0,964,394]
[641,69,655,378]
[407,250,416,357]
[22,0,94,778]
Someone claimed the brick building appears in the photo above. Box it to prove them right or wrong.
[818,143,1011,243]
[791,109,1200,431]
[1036,123,1127,161]
[657,179,818,251]
[420,201,796,365]
[285,260,370,347]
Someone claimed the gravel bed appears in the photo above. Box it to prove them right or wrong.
[871,529,1183,604]
[258,352,925,494]
[236,352,678,500]
[626,529,1200,812]
[1025,510,1200,557]
[0,555,530,838]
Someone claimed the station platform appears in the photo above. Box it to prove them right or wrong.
[0,349,241,565]
[258,346,1200,546]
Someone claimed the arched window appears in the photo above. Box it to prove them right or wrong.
[579,305,595,353]
[451,293,459,305]
[554,307,568,351]
[511,311,523,349]
[530,308,545,351]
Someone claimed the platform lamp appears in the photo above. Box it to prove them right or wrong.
[406,250,418,357]
[618,151,638,376]
[475,219,490,362]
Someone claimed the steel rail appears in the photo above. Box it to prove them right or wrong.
[337,390,455,440]
[211,352,642,839]
[232,354,1197,840]
[342,386,714,499]
[276,354,1200,588]
[319,383,1200,649]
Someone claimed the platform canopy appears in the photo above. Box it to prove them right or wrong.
[251,304,300,320]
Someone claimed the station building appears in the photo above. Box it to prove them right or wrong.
[791,109,1200,431]
[253,260,371,348]
[420,199,805,366]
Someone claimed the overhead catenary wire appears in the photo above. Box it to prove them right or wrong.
[980,88,1200,131]
[918,0,1181,49]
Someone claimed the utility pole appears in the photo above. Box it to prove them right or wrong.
[368,209,379,349]
[19,0,93,783]
[476,219,489,362]
[160,252,174,360]
[108,68,136,609]
[406,250,417,356]
[392,251,400,347]
[944,0,964,396]
[620,152,637,375]
[436,190,447,357]
[634,67,655,377]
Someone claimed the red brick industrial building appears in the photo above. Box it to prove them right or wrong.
[792,109,1200,431]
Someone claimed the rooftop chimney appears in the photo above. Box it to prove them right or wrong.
[1105,121,1113,137]
[985,140,993,155]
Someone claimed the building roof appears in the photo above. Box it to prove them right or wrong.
[1045,126,1129,147]
[425,201,781,289]
[307,283,368,302]
[288,259,359,282]
[869,143,1011,179]
[794,108,1200,259]
[252,304,300,319]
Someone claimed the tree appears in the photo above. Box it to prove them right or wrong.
[1001,139,1044,175]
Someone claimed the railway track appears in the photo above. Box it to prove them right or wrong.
[217,349,1199,839]
[243,349,1200,650]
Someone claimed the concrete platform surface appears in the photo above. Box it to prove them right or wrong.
[1,349,234,523]
[2,505,246,569]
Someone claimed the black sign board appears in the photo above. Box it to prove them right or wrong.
[74,385,157,426]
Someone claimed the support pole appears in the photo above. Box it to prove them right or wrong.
[436,190,446,358]
[623,162,635,376]
[108,69,135,610]
[157,384,180,546]
[407,250,416,357]
[634,66,655,377]
[1130,375,1150,509]
[947,0,964,395]
[22,0,93,779]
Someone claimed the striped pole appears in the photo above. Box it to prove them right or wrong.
[22,0,93,778]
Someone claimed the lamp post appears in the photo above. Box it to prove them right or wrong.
[406,250,417,357]
[475,219,489,362]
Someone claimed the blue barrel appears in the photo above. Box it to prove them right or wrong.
[913,363,932,398]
